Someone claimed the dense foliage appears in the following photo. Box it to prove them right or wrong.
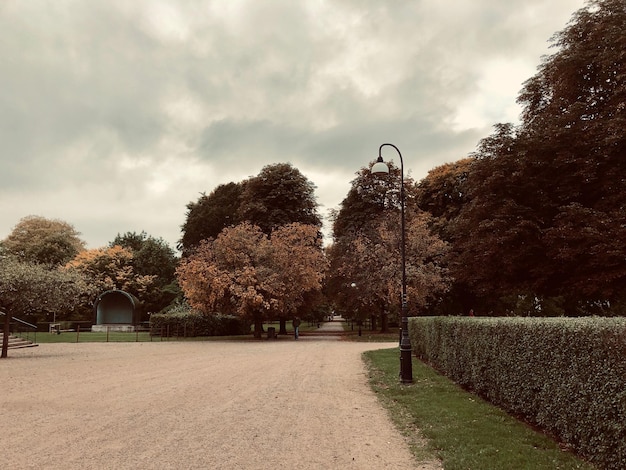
[179,182,243,255]
[410,316,626,469]
[110,231,179,312]
[238,163,322,235]
[0,256,95,321]
[64,245,159,319]
[150,305,247,337]
[179,163,321,255]
[328,163,451,328]
[177,222,326,337]
[2,215,85,266]
[417,0,626,315]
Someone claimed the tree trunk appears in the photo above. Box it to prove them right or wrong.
[253,317,264,339]
[1,310,10,359]
[279,318,287,335]
[380,310,389,333]
[370,314,377,331]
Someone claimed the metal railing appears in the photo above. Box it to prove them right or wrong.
[1,311,38,342]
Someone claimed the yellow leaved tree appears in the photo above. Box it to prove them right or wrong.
[177,222,326,337]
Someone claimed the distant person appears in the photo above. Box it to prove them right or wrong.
[292,317,301,340]
[469,309,474,317]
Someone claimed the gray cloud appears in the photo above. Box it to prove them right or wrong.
[0,0,586,249]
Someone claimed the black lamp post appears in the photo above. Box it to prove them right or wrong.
[371,143,413,384]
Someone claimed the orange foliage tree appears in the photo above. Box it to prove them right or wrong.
[333,210,450,330]
[64,245,158,301]
[177,222,326,337]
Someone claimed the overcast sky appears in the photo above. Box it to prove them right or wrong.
[1,0,587,251]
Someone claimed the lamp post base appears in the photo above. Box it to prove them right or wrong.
[399,313,413,383]
[400,339,413,383]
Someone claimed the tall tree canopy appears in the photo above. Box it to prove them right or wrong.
[111,232,177,284]
[331,161,409,240]
[416,158,472,241]
[449,0,626,314]
[110,231,179,312]
[328,163,449,325]
[179,182,243,255]
[238,163,321,235]
[65,245,158,309]
[2,215,85,266]
[179,163,321,255]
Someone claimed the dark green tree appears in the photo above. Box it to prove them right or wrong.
[179,182,243,255]
[110,231,179,313]
[451,0,626,314]
[331,161,408,240]
[516,0,626,309]
[416,158,472,241]
[238,163,321,235]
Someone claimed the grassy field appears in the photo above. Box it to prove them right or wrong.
[340,319,400,342]
[22,322,403,343]
[22,320,323,343]
[363,348,595,470]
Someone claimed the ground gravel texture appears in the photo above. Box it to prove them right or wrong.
[1,325,441,470]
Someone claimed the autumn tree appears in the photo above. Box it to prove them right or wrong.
[2,215,85,266]
[269,223,327,333]
[65,246,158,312]
[328,162,450,327]
[179,182,243,255]
[332,210,450,329]
[177,222,326,338]
[327,163,403,328]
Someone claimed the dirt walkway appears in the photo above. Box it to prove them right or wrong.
[1,331,441,469]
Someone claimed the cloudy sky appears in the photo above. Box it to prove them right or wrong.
[1,0,587,251]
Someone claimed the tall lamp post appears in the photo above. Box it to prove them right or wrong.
[371,143,413,383]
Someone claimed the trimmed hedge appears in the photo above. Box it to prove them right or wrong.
[150,311,249,337]
[409,316,626,470]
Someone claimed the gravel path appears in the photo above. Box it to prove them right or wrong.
[1,324,441,469]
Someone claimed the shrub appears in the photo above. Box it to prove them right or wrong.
[150,305,248,337]
[409,316,626,470]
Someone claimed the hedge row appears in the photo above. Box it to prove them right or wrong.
[150,311,249,337]
[409,316,626,470]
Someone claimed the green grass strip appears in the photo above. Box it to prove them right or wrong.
[363,347,594,470]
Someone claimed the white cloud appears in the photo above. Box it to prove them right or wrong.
[0,0,587,250]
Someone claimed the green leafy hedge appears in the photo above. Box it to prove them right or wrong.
[150,310,249,337]
[409,316,626,470]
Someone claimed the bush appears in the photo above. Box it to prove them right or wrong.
[150,305,249,337]
[409,316,626,470]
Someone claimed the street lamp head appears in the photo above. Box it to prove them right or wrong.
[371,156,390,174]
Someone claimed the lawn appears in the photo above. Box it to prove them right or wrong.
[363,348,595,470]
[21,320,321,343]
